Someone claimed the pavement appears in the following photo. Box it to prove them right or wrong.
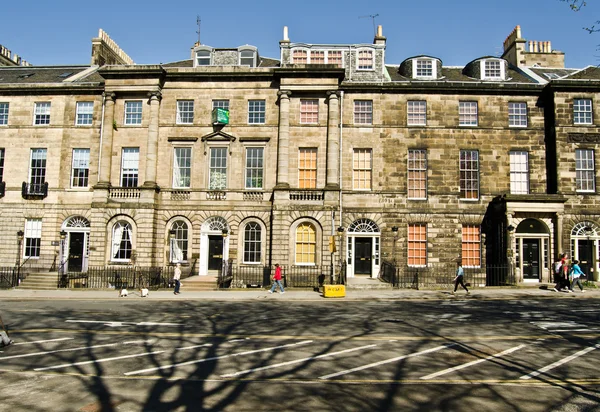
[0,285,598,300]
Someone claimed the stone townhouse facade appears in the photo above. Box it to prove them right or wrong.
[0,25,599,285]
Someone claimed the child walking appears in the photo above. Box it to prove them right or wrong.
[452,260,469,295]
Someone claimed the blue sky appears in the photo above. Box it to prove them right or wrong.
[2,0,599,68]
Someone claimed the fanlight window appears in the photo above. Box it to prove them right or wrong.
[205,216,228,233]
[572,221,599,237]
[66,216,90,228]
[348,219,379,233]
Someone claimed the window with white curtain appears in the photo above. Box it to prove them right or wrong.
[111,221,132,261]
[170,220,188,263]
[510,151,529,194]
[172,147,191,188]
[25,218,42,258]
[209,147,227,189]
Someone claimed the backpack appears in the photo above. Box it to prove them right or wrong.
[554,261,562,275]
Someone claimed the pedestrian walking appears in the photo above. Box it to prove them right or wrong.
[452,260,469,295]
[551,253,569,292]
[173,263,182,295]
[269,263,285,294]
[569,259,586,293]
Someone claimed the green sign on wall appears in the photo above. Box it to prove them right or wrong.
[212,108,230,125]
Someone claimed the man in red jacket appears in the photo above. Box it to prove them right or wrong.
[269,263,285,294]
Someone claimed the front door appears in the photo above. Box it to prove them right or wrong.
[522,239,540,280]
[354,237,372,275]
[578,239,594,277]
[67,232,85,273]
[208,235,223,270]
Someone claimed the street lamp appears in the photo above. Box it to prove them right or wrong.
[16,230,24,267]
[59,231,67,275]
[392,226,399,265]
[169,229,176,263]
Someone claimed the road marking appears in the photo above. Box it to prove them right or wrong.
[66,320,181,327]
[420,344,526,380]
[551,328,599,333]
[177,344,213,350]
[318,344,454,380]
[34,351,164,371]
[13,337,73,346]
[124,340,314,376]
[221,344,377,378]
[520,343,600,380]
[0,340,152,360]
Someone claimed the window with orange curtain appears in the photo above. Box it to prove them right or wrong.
[462,225,481,268]
[298,148,317,188]
[295,222,316,264]
[408,224,427,267]
[292,49,307,64]
[300,99,319,124]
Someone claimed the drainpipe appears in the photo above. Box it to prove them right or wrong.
[97,93,106,184]
[339,91,344,277]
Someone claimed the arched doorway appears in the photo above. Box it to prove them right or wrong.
[199,217,229,276]
[515,218,549,282]
[346,219,380,278]
[62,216,90,273]
[571,221,599,281]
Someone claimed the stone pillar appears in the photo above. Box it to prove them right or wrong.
[276,90,291,188]
[557,213,564,256]
[143,91,161,188]
[97,92,116,188]
[326,91,340,189]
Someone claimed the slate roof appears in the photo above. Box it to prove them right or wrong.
[528,67,579,81]
[160,56,280,69]
[0,66,103,84]
[561,66,600,80]
[385,66,538,84]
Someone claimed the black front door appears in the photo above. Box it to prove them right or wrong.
[578,239,594,277]
[522,239,540,280]
[208,235,223,270]
[68,232,84,272]
[354,237,372,275]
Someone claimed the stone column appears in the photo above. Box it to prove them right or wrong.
[557,213,564,256]
[326,91,340,189]
[97,92,116,188]
[276,91,291,188]
[143,91,161,188]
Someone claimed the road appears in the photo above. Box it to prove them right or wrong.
[0,296,599,411]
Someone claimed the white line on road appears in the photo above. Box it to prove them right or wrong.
[420,344,526,380]
[0,340,152,360]
[221,344,377,378]
[318,344,454,380]
[124,340,314,376]
[66,320,182,327]
[34,351,164,371]
[177,344,213,350]
[520,344,600,380]
[550,328,599,333]
[13,338,74,346]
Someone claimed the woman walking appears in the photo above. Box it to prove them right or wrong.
[569,259,586,293]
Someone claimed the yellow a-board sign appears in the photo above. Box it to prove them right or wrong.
[323,284,345,298]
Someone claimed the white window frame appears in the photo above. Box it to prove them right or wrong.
[176,100,194,125]
[245,146,264,189]
[460,150,479,200]
[352,148,372,190]
[300,99,319,124]
[298,147,317,189]
[248,100,265,124]
[508,102,528,128]
[238,46,257,67]
[357,49,374,70]
[124,101,142,125]
[574,98,593,125]
[172,147,192,189]
[24,218,42,259]
[510,151,529,194]
[33,102,51,125]
[195,48,212,66]
[412,59,436,79]
[408,223,427,267]
[292,48,308,64]
[576,149,596,192]
[209,146,228,190]
[75,102,94,126]
[459,101,478,127]
[29,148,47,187]
[354,100,373,125]
[111,220,133,262]
[243,221,262,264]
[170,220,189,263]
[0,102,9,126]
[295,222,317,265]
[407,100,427,126]
[326,50,344,68]
[408,149,427,200]
[120,148,139,187]
[481,59,505,80]
[462,225,481,268]
[71,148,90,188]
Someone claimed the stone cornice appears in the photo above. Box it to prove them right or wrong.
[567,133,600,143]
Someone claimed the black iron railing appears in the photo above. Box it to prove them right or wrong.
[57,266,175,290]
[220,264,338,289]
[22,182,48,199]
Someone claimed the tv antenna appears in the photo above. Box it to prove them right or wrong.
[196,15,201,44]
[359,14,379,37]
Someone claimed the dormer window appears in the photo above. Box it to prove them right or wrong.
[239,46,257,67]
[357,49,374,70]
[413,58,437,79]
[481,59,505,80]
[195,48,213,66]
